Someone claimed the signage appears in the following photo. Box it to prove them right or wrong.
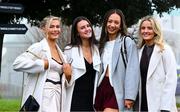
[0,24,28,34]
[0,3,24,14]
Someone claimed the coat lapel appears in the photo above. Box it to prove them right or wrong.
[111,37,122,74]
[92,46,101,72]
[147,45,161,80]
[71,47,86,69]
[40,38,51,59]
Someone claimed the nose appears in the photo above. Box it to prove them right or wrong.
[143,28,149,33]
[110,22,116,28]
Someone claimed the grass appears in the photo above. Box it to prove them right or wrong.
[0,99,21,112]
[0,98,179,111]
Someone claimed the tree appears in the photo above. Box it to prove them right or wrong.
[0,0,178,26]
[0,0,178,72]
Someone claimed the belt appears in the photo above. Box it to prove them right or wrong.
[45,79,61,85]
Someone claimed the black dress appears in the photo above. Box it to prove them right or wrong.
[140,44,154,111]
[71,58,96,111]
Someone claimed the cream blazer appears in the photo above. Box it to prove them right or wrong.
[13,38,67,112]
[63,45,101,112]
[138,44,177,112]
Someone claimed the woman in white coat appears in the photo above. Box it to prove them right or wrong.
[63,16,101,112]
[136,16,177,112]
[13,16,71,112]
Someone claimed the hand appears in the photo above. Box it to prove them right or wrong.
[124,99,134,109]
[63,63,72,81]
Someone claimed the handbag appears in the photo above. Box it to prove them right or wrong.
[19,95,40,111]
[19,73,40,112]
[19,50,41,112]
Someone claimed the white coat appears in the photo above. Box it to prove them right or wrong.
[63,45,101,112]
[138,44,177,112]
[13,38,67,112]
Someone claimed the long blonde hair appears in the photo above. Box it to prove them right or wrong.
[138,16,164,51]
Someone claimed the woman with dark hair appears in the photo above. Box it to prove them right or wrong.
[64,16,101,111]
[94,9,140,112]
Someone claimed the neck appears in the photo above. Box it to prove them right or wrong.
[145,39,154,46]
[81,39,90,48]
[47,38,56,48]
[109,34,117,41]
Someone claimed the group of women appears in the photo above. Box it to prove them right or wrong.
[13,9,177,112]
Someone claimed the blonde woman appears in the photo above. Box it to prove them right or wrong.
[13,16,71,112]
[136,16,177,112]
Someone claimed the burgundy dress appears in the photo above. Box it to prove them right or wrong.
[94,76,118,111]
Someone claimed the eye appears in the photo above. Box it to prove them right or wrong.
[49,25,60,28]
[49,25,54,28]
[107,20,112,23]
[147,26,152,30]
[114,21,120,25]
[87,24,90,28]
[141,26,145,30]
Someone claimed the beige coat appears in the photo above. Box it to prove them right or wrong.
[63,45,101,112]
[13,38,67,112]
[137,44,177,112]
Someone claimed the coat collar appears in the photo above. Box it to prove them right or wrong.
[40,38,66,62]
[111,36,123,74]
[139,44,162,80]
[72,45,101,72]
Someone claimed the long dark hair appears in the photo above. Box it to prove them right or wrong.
[69,16,98,48]
[99,9,128,54]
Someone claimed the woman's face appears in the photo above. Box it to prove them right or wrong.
[46,19,61,40]
[140,20,155,43]
[77,20,92,39]
[106,13,121,38]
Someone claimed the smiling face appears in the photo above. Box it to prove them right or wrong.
[140,20,155,45]
[106,13,121,40]
[77,20,92,39]
[46,19,61,40]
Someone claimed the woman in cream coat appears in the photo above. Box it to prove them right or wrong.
[136,16,177,112]
[64,16,101,112]
[13,16,71,112]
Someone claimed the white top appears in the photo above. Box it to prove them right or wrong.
[102,40,115,86]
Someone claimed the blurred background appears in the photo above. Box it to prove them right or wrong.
[0,0,180,111]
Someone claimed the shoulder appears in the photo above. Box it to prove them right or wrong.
[161,44,175,58]
[92,44,100,54]
[26,39,46,57]
[64,45,78,55]
[64,45,78,51]
[27,42,42,52]
[123,36,137,48]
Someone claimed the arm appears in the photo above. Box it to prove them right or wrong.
[124,38,140,105]
[160,45,177,111]
[13,44,45,73]
[63,46,74,86]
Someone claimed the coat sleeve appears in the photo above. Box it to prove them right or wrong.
[63,46,75,87]
[124,38,140,100]
[160,45,177,110]
[13,43,45,73]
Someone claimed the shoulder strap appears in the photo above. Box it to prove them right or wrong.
[121,36,127,68]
